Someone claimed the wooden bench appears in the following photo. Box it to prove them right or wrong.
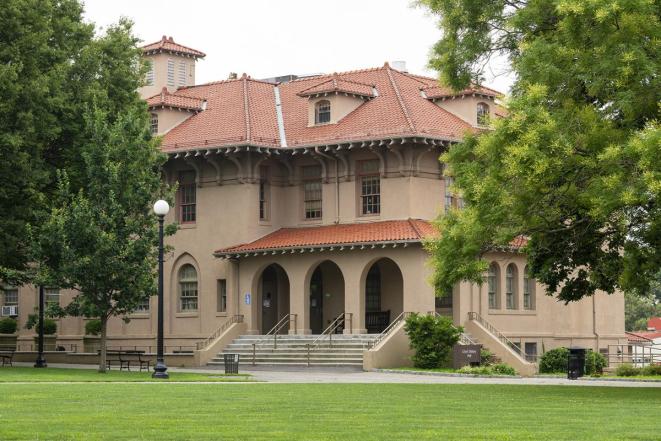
[366,310,390,334]
[101,350,151,372]
[0,346,16,367]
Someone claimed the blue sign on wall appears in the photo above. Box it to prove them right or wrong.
[245,293,251,305]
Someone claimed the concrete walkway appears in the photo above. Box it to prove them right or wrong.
[9,362,661,387]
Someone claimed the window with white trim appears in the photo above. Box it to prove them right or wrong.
[150,113,158,135]
[488,263,499,309]
[2,287,18,306]
[167,59,175,87]
[315,100,331,124]
[259,166,270,221]
[45,288,60,307]
[135,297,150,312]
[359,160,380,215]
[146,60,155,86]
[525,342,538,362]
[477,102,489,126]
[179,265,198,312]
[217,279,227,313]
[178,171,196,223]
[302,166,322,220]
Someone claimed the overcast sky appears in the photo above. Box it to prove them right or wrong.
[82,0,513,92]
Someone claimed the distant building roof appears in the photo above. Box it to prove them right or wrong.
[146,88,206,112]
[142,36,206,58]
[647,317,661,331]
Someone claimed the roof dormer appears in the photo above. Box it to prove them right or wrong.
[146,87,206,135]
[298,74,376,126]
[422,85,500,128]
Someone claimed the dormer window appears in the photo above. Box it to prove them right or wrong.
[477,102,490,126]
[315,100,331,125]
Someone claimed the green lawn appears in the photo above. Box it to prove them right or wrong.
[0,373,659,440]
[0,367,250,382]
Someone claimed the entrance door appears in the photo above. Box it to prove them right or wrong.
[261,266,278,334]
[309,268,323,334]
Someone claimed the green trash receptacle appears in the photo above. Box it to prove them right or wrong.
[224,353,240,374]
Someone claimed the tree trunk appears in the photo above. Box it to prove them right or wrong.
[98,315,108,373]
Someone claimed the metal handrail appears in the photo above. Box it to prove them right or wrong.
[195,315,244,350]
[467,311,530,362]
[305,312,352,366]
[251,314,298,365]
[367,311,413,350]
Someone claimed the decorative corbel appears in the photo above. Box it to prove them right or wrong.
[205,155,223,185]
[184,158,202,187]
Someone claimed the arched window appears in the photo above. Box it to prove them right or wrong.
[506,264,518,309]
[315,100,331,124]
[179,264,198,311]
[524,265,535,310]
[477,102,489,126]
[487,263,499,309]
[150,113,158,135]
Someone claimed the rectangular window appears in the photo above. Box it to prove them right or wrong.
[302,166,322,220]
[135,297,150,312]
[180,282,198,311]
[146,61,155,86]
[178,61,186,87]
[178,171,196,223]
[259,166,270,221]
[359,160,380,215]
[217,279,227,313]
[150,113,158,135]
[444,176,464,210]
[167,59,175,87]
[506,275,514,310]
[3,287,18,306]
[488,273,497,309]
[435,288,453,309]
[525,342,538,362]
[45,288,60,307]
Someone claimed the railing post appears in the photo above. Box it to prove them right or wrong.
[306,343,310,367]
[252,343,256,366]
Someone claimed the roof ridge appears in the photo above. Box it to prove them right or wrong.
[407,218,423,239]
[286,66,385,84]
[180,76,277,90]
[242,76,252,143]
[385,65,416,132]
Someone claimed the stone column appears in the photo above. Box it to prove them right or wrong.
[288,266,310,335]
[343,269,366,334]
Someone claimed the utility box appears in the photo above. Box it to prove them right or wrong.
[452,344,482,369]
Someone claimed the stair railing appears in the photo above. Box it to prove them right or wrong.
[195,315,244,351]
[467,311,528,361]
[366,311,413,350]
[428,311,476,345]
[251,313,297,366]
[305,312,352,367]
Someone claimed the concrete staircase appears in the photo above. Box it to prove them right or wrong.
[209,334,379,367]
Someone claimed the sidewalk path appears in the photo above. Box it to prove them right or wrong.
[9,362,661,387]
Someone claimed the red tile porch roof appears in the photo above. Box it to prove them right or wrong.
[142,36,206,58]
[215,219,437,256]
[647,317,661,331]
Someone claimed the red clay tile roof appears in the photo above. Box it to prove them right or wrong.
[215,219,437,255]
[647,317,661,331]
[146,88,206,112]
[422,84,500,100]
[627,331,661,342]
[509,236,529,248]
[298,75,375,98]
[158,64,484,152]
[142,36,206,58]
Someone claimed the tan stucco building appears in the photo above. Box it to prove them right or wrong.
[3,37,626,372]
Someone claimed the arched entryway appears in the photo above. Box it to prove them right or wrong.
[258,264,290,334]
[309,261,345,334]
[364,258,403,333]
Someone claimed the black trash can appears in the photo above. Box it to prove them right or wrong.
[567,348,586,380]
[224,353,240,374]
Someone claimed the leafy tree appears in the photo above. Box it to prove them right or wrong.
[38,101,172,372]
[624,271,661,331]
[0,0,94,283]
[419,0,660,302]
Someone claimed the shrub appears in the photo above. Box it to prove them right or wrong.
[457,364,517,376]
[404,313,462,369]
[615,364,640,377]
[480,348,497,366]
[43,319,57,335]
[85,319,102,336]
[539,347,569,373]
[641,364,661,376]
[0,317,18,334]
[585,350,606,375]
[491,363,517,376]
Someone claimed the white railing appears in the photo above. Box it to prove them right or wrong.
[467,311,529,362]
[306,312,353,366]
[367,311,413,350]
